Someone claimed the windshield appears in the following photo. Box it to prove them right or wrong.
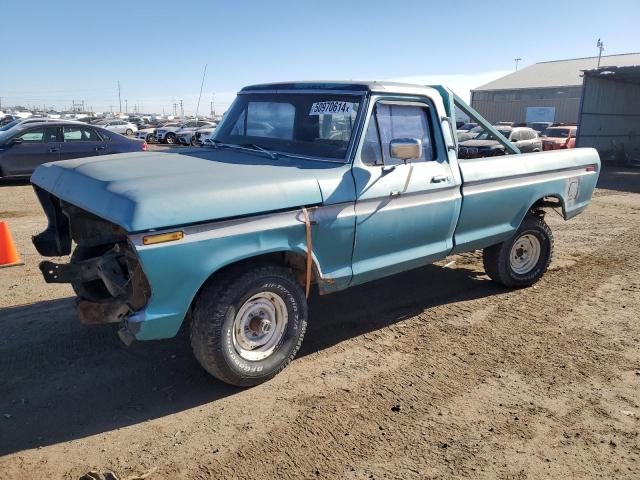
[212,92,362,160]
[543,128,571,138]
[474,128,510,140]
[0,119,22,131]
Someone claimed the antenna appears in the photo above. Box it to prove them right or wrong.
[194,64,208,121]
[596,38,605,68]
[514,57,522,71]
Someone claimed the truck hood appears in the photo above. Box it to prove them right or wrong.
[31,149,324,232]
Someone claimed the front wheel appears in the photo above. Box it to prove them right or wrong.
[125,129,133,136]
[165,133,176,144]
[190,264,308,387]
[483,215,554,288]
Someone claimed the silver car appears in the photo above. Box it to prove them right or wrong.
[102,120,138,136]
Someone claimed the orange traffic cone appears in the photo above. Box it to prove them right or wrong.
[0,221,24,268]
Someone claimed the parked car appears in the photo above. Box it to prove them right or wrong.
[155,120,211,144]
[528,121,553,135]
[457,122,478,133]
[0,122,146,178]
[136,127,158,143]
[542,126,577,150]
[457,125,483,143]
[102,120,138,136]
[0,117,79,132]
[459,126,542,158]
[193,125,216,146]
[177,122,217,146]
[30,81,599,387]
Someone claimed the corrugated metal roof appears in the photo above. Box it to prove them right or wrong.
[473,53,640,91]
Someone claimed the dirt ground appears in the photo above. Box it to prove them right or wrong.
[1,166,639,479]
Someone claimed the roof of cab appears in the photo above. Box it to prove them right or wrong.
[240,81,439,95]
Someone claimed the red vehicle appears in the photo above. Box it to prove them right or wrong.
[542,126,577,150]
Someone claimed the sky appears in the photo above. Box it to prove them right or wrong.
[1,0,639,115]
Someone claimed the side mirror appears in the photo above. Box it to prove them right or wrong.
[389,138,422,161]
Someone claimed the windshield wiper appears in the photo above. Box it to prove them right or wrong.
[240,143,278,160]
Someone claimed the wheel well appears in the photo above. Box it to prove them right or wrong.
[184,251,315,328]
[529,195,566,219]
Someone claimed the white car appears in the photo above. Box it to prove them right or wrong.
[102,120,138,136]
[136,127,157,143]
[177,122,217,146]
[156,120,212,144]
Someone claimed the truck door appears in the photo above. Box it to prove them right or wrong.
[350,99,461,284]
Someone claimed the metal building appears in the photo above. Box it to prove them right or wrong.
[576,65,640,162]
[470,53,640,124]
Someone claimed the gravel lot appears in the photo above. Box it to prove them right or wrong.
[1,166,639,479]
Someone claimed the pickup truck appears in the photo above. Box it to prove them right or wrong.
[30,81,600,387]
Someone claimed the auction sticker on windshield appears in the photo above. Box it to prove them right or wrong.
[309,101,354,116]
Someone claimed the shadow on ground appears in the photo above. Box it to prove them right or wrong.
[0,262,504,456]
[597,165,640,194]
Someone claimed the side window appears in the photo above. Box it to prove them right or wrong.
[63,126,101,142]
[97,129,111,141]
[361,114,383,166]
[19,127,58,143]
[376,103,434,164]
[510,131,520,142]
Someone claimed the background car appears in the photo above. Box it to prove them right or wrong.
[528,121,553,135]
[458,126,542,158]
[457,125,484,143]
[101,120,138,136]
[155,120,211,144]
[542,125,577,150]
[177,122,217,146]
[457,122,478,133]
[0,122,146,178]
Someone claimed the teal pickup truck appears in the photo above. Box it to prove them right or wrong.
[31,82,600,386]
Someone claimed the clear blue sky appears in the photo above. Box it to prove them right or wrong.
[1,0,638,114]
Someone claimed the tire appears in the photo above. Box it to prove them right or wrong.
[483,214,553,288]
[146,134,155,143]
[190,136,198,146]
[165,133,176,145]
[190,264,308,387]
[125,129,133,136]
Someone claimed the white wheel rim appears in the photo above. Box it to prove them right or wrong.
[232,292,288,361]
[509,234,541,275]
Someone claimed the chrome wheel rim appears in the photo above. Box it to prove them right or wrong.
[232,292,288,361]
[510,234,541,275]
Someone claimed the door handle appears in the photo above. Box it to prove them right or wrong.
[95,146,106,151]
[48,147,59,153]
[431,175,448,183]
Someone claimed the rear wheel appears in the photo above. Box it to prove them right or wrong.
[190,264,308,387]
[146,134,155,143]
[165,133,176,144]
[483,215,553,288]
[125,129,133,136]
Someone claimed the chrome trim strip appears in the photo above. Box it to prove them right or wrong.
[464,167,594,195]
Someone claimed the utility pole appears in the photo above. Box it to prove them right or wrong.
[211,92,215,117]
[125,99,128,113]
[596,38,605,69]
[118,81,122,113]
[514,57,522,71]
[179,99,184,117]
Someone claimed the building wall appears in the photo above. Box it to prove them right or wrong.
[471,86,582,123]
[576,75,640,153]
